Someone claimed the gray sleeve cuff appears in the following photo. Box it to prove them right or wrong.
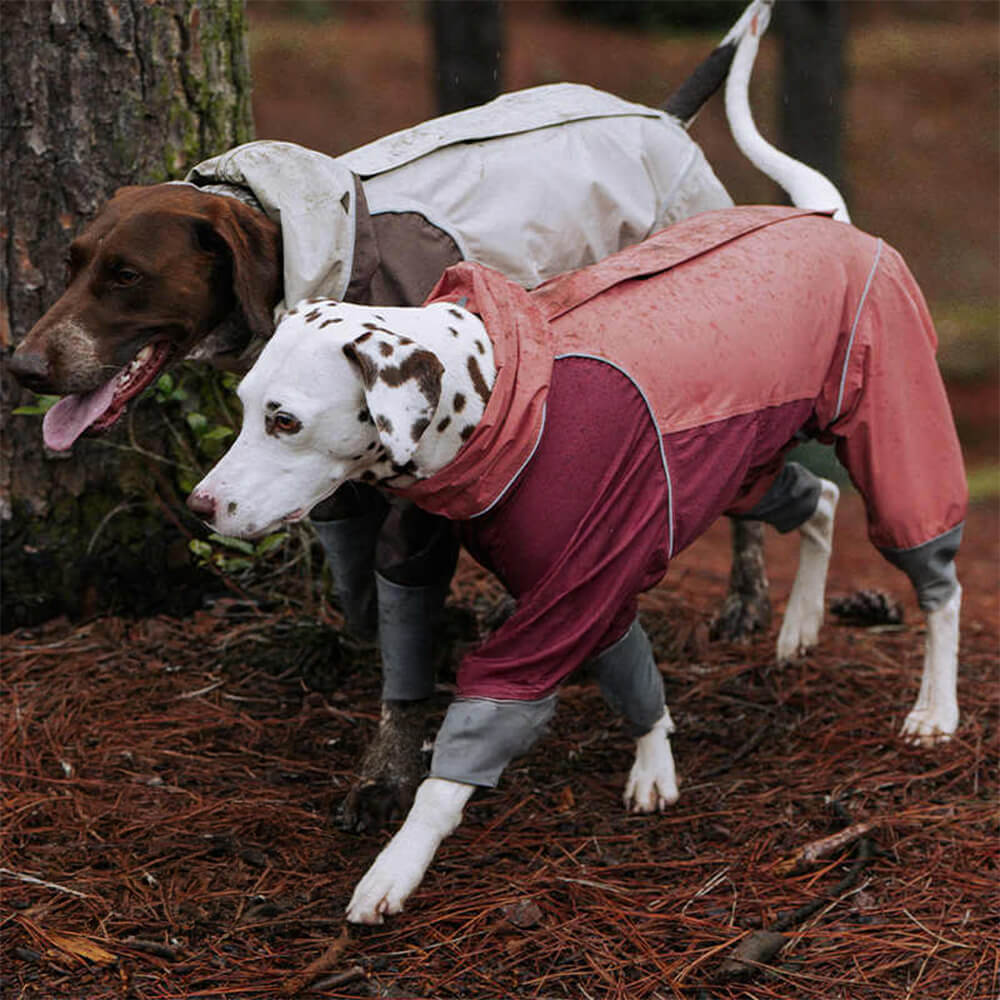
[737,461,823,534]
[879,522,963,611]
[590,619,665,738]
[430,694,558,787]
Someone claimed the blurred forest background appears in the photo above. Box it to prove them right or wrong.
[247,0,998,399]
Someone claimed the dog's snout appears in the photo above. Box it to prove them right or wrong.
[187,490,217,521]
[8,349,53,392]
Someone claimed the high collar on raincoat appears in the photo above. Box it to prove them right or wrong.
[187,140,360,313]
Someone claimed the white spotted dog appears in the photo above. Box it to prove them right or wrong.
[189,298,497,534]
[190,209,966,924]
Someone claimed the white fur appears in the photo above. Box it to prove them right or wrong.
[623,708,680,813]
[346,777,474,924]
[901,585,961,744]
[724,0,851,223]
[189,298,494,538]
[776,478,840,662]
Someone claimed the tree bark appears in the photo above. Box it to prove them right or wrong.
[428,0,503,115]
[1,0,253,628]
[778,0,848,195]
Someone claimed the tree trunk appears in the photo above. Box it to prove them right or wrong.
[428,0,504,115]
[778,0,847,195]
[1,0,253,628]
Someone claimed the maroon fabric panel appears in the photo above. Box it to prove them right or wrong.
[457,357,669,700]
[667,398,815,555]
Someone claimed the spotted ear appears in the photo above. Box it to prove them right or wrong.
[343,330,444,467]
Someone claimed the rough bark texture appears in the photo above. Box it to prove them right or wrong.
[1,0,253,628]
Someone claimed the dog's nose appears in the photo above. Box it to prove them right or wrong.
[8,349,53,392]
[186,490,217,521]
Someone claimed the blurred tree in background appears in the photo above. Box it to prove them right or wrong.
[428,0,504,114]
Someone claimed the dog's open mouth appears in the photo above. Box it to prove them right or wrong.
[42,340,174,452]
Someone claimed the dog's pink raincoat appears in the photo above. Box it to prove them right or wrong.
[392,207,966,703]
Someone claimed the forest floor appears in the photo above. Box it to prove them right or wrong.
[3,3,998,998]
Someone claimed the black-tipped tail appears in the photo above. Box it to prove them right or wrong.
[662,41,737,125]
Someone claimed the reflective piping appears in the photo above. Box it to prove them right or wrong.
[834,238,883,421]
[554,352,675,557]
[470,403,549,519]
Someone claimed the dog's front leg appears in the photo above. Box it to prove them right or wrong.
[346,777,474,924]
[338,700,430,832]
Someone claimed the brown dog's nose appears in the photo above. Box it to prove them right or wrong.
[8,349,52,392]
[186,490,217,521]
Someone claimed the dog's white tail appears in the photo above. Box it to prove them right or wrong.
[724,0,851,222]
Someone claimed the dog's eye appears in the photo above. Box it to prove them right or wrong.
[114,265,142,287]
[266,411,302,436]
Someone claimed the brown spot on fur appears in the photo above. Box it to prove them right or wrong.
[437,415,451,433]
[378,349,443,410]
[358,408,372,423]
[460,424,475,441]
[375,414,393,435]
[345,345,378,390]
[361,470,377,482]
[476,339,486,354]
[305,308,321,323]
[448,308,464,319]
[449,326,460,337]
[356,330,373,343]
[379,341,394,357]
[467,355,491,405]
[453,392,466,413]
[411,417,429,442]
[320,317,343,327]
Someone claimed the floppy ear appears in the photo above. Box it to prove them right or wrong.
[199,199,283,342]
[343,331,444,468]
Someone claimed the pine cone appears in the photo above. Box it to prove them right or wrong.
[830,589,904,627]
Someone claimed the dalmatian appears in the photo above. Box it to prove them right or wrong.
[188,206,965,925]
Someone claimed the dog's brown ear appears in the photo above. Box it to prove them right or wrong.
[343,331,444,467]
[202,199,282,342]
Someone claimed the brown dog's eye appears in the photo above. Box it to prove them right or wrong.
[266,411,302,436]
[113,265,142,287]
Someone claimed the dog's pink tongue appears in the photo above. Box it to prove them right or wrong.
[42,379,119,452]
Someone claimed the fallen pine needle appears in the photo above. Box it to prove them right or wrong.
[280,926,353,997]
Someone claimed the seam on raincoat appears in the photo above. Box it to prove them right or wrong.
[834,238,883,421]
[554,352,675,558]
[469,403,549,520]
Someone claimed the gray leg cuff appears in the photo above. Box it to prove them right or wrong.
[375,573,446,701]
[880,522,963,612]
[738,461,823,534]
[590,619,665,738]
[311,506,385,639]
[430,694,558,787]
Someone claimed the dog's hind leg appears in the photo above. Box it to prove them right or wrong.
[901,584,961,744]
[590,620,679,812]
[879,526,964,744]
[776,477,840,663]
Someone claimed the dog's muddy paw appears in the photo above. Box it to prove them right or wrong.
[337,700,430,833]
[338,775,419,833]
[900,706,958,746]
[709,592,772,642]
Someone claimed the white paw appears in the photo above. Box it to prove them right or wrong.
[776,598,823,662]
[623,712,679,814]
[901,705,958,746]
[346,842,425,924]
